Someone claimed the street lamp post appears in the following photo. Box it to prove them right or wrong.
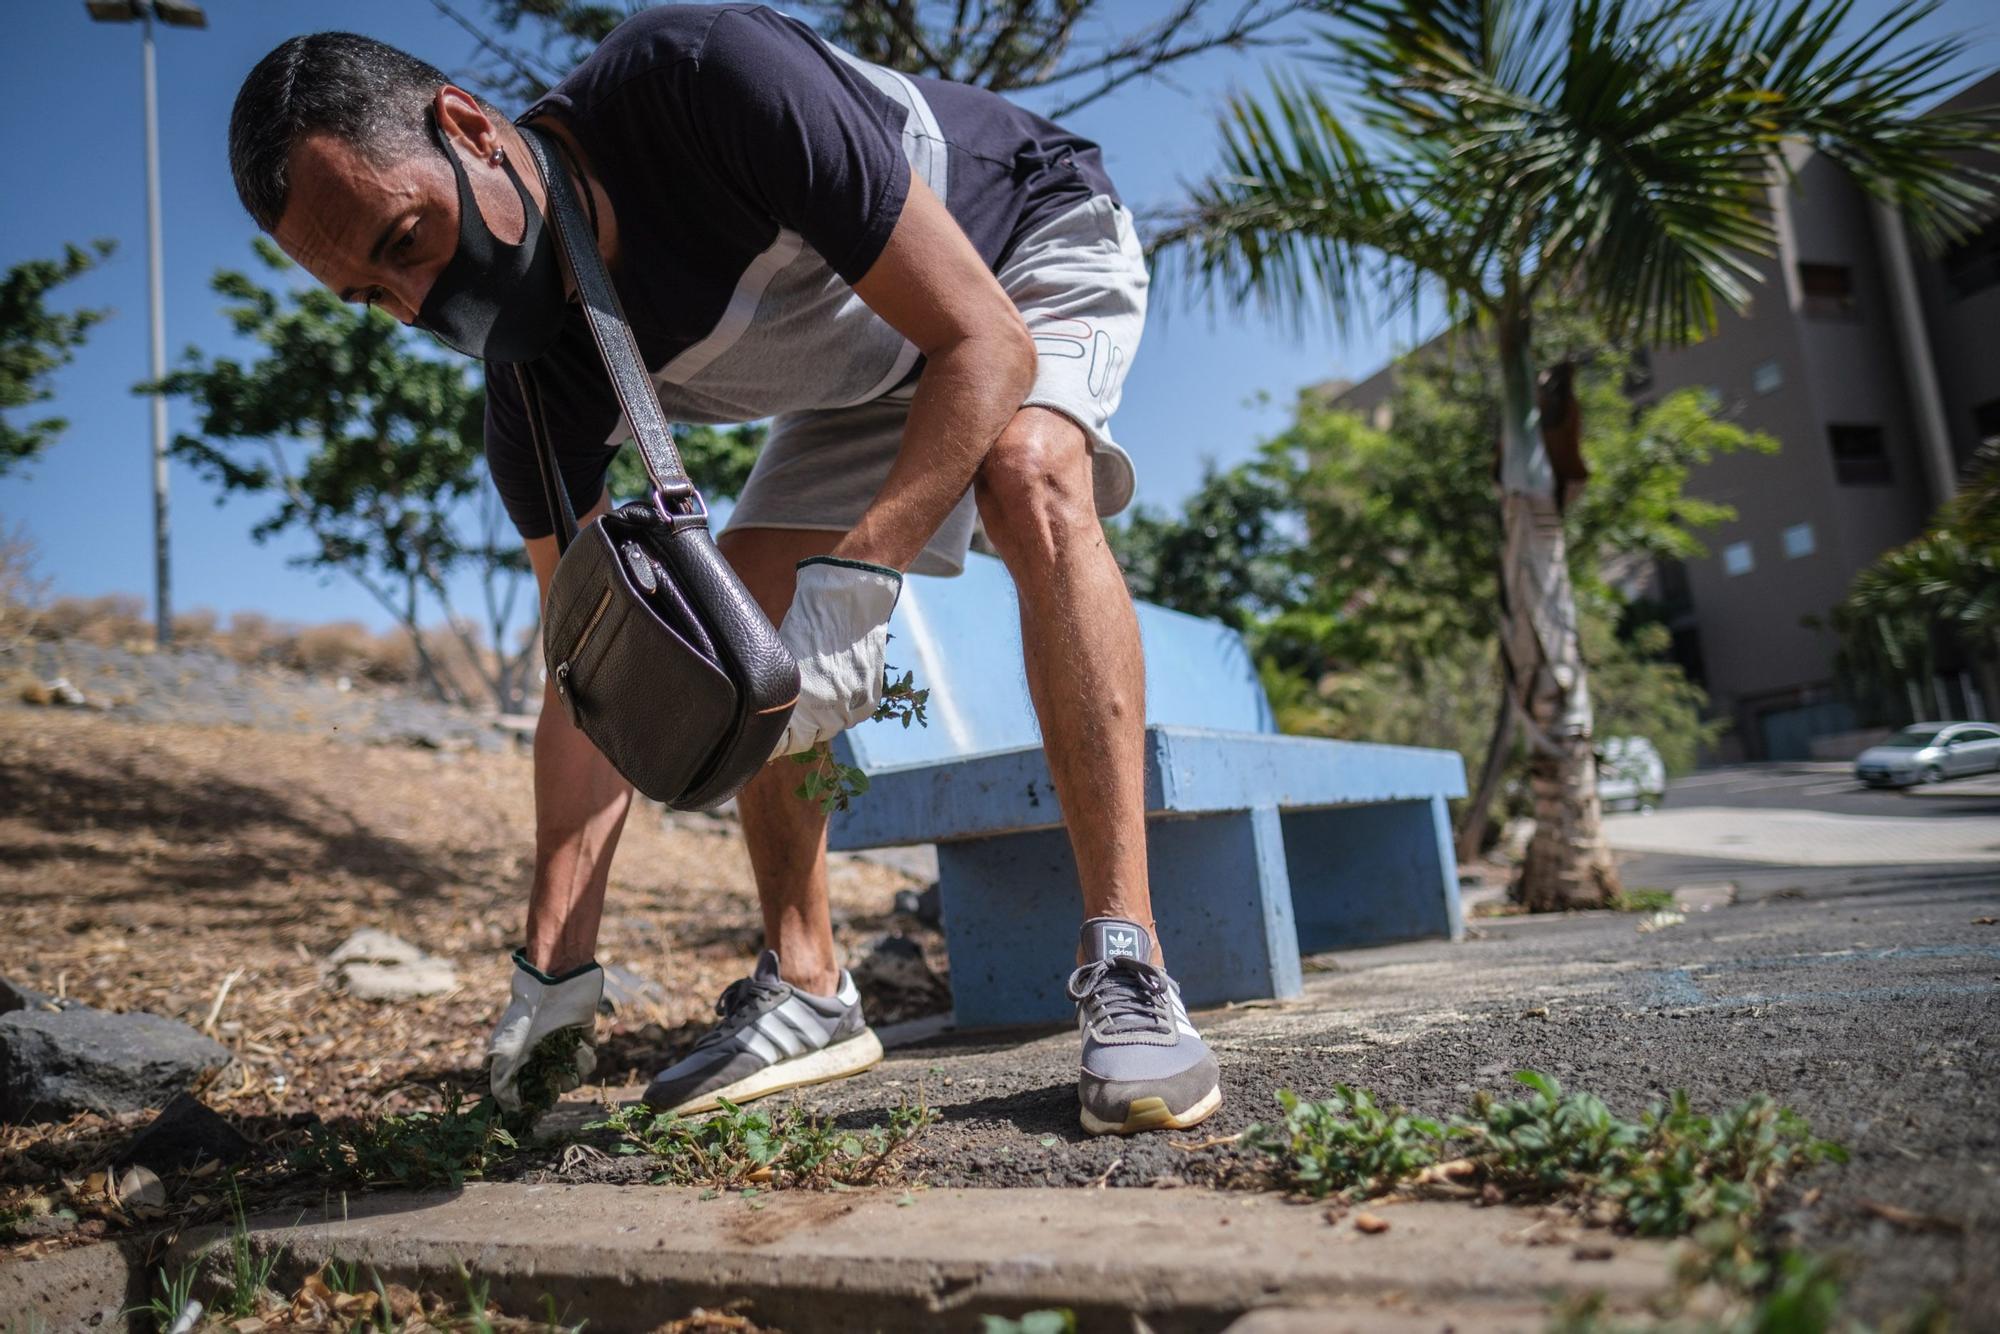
[84,0,206,650]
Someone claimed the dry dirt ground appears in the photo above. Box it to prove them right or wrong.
[0,705,928,1257]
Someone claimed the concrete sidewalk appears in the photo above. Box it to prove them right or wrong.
[4,1183,1671,1334]
[1603,804,2000,864]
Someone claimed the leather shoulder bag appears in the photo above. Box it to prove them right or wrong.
[514,124,799,810]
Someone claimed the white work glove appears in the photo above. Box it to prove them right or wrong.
[487,949,602,1113]
[770,557,902,759]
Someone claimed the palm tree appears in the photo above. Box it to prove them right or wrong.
[1155,0,1997,908]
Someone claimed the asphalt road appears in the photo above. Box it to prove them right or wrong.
[1661,761,2000,819]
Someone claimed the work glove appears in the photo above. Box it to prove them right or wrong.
[487,949,602,1113]
[769,557,902,759]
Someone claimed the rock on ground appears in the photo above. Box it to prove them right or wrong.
[117,1092,256,1174]
[0,1006,232,1122]
[326,928,459,1001]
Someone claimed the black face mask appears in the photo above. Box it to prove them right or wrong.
[414,115,567,364]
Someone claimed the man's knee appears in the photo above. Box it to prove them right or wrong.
[974,408,1103,571]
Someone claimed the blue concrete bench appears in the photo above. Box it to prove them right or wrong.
[828,554,1467,1027]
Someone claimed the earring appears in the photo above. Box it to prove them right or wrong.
[488,147,506,166]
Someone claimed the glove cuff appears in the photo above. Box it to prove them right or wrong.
[511,948,601,987]
[797,555,902,586]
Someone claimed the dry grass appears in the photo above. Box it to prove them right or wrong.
[0,707,922,1258]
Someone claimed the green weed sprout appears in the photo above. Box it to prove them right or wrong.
[588,1095,937,1189]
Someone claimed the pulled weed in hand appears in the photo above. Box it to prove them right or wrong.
[793,662,930,813]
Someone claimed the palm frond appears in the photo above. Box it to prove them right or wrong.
[1150,76,1481,332]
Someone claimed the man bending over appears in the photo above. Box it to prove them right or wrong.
[227,3,1220,1136]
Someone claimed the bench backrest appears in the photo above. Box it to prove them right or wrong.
[838,551,1276,770]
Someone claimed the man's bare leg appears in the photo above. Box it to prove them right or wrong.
[716,525,845,998]
[973,407,1158,962]
[976,407,1217,1135]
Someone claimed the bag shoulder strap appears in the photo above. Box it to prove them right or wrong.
[513,361,579,551]
[515,122,696,530]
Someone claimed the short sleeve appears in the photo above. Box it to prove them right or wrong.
[483,363,620,541]
[689,7,912,284]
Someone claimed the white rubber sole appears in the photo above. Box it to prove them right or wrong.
[1079,1082,1224,1136]
[656,1028,885,1116]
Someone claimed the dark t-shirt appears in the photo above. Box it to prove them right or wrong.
[485,2,1116,538]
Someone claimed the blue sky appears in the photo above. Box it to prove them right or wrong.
[1,0,1991,632]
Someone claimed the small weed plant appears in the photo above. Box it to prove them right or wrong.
[288,1088,520,1190]
[1246,1071,1842,1238]
[134,1263,197,1332]
[286,1028,593,1189]
[589,1096,938,1189]
[1244,1086,1445,1200]
[1611,887,1678,914]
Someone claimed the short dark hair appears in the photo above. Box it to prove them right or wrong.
[229,32,477,231]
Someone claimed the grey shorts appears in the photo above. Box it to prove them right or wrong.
[720,194,1147,577]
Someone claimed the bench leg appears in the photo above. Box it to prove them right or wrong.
[1280,795,1464,954]
[934,806,1304,1028]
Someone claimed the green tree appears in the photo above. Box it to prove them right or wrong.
[1117,336,1769,857]
[160,239,531,710]
[1111,457,1304,633]
[1,240,114,477]
[1155,0,1996,907]
[1834,441,2000,723]
[606,420,768,505]
[439,0,1309,112]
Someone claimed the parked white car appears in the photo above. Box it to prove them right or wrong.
[1597,736,1666,811]
[1854,721,2000,787]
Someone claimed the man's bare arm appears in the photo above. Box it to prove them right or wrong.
[838,176,1039,571]
[522,492,632,976]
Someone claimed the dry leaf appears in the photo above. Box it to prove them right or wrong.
[1354,1212,1391,1234]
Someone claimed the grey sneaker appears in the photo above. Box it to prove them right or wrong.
[1069,918,1222,1135]
[642,950,882,1115]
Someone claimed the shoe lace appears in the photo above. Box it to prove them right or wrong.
[1066,956,1172,1036]
[693,974,783,1051]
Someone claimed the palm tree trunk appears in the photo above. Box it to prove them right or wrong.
[1494,316,1619,909]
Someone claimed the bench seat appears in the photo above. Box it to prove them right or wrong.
[830,725,1468,1028]
[816,553,1468,1029]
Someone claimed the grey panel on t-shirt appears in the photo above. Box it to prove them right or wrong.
[481,3,1117,540]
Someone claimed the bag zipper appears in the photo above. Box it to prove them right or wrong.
[554,585,614,716]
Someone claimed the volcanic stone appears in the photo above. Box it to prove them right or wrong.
[0,1006,233,1122]
[117,1092,255,1173]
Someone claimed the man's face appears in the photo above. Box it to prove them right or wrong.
[271,92,524,325]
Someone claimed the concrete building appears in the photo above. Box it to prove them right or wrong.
[1331,71,1999,761]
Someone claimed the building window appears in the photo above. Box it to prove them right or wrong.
[1976,399,2000,451]
[1752,360,1784,395]
[1783,523,1816,559]
[1723,541,1755,577]
[1828,424,1893,485]
[1943,220,2000,300]
[1799,263,1856,320]
[1371,401,1394,431]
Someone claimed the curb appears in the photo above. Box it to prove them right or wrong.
[45,1183,1685,1333]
